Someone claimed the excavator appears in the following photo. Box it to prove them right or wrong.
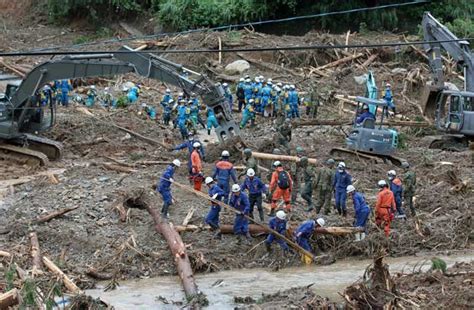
[421,12,474,150]
[0,46,240,166]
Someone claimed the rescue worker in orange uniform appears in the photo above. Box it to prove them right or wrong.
[375,180,396,237]
[190,142,203,191]
[269,161,293,216]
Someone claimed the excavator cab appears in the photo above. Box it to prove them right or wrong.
[346,97,398,156]
[433,90,474,136]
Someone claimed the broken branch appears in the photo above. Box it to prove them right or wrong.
[35,206,79,223]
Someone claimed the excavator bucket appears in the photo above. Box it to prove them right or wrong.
[421,84,443,120]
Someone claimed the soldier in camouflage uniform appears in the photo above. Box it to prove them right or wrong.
[275,118,292,154]
[299,157,316,211]
[314,158,336,214]
[402,162,417,216]
[290,147,306,204]
[304,88,320,119]
[239,148,260,179]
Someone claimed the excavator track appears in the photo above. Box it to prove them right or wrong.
[420,135,469,152]
[329,147,408,167]
[18,134,63,161]
[0,144,49,166]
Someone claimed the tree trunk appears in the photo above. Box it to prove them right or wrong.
[175,224,363,236]
[29,232,43,274]
[144,200,199,299]
[0,289,19,309]
[42,256,83,294]
[250,151,317,164]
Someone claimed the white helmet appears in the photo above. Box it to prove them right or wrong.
[90,85,96,89]
[205,177,214,185]
[221,150,230,157]
[277,82,283,87]
[267,81,272,85]
[273,160,281,167]
[168,99,174,104]
[259,75,264,80]
[290,84,295,89]
[378,180,387,187]
[388,170,396,176]
[338,162,346,169]
[267,78,272,83]
[172,159,181,167]
[255,77,260,82]
[276,210,286,220]
[316,218,325,227]
[239,77,245,82]
[222,83,228,87]
[346,185,356,194]
[193,142,201,148]
[245,78,251,83]
[249,99,255,103]
[166,88,171,93]
[246,168,255,177]
[178,92,184,97]
[231,184,241,193]
[104,87,109,92]
[386,83,391,87]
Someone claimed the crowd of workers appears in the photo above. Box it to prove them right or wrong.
[157,137,416,255]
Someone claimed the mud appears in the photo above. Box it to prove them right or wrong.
[0,12,473,309]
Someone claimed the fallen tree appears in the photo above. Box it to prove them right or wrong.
[122,189,206,305]
[175,224,363,236]
[250,151,317,165]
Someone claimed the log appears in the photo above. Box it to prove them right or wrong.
[35,206,80,223]
[237,53,302,77]
[315,53,364,71]
[250,151,317,165]
[182,206,196,226]
[29,232,43,274]
[175,224,363,236]
[294,119,431,128]
[0,250,11,257]
[86,268,113,280]
[0,289,19,309]
[170,180,316,261]
[144,200,199,298]
[362,54,378,67]
[75,107,171,149]
[102,163,137,173]
[42,256,83,294]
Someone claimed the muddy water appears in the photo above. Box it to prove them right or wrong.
[86,252,473,309]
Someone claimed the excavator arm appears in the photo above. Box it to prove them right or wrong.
[3,46,238,143]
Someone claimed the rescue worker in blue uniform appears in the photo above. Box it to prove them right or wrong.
[176,99,189,139]
[59,79,72,106]
[240,168,266,221]
[388,170,405,218]
[204,177,225,239]
[157,159,181,219]
[383,83,396,115]
[243,78,254,104]
[261,81,272,117]
[173,133,205,173]
[161,89,173,105]
[212,150,237,204]
[288,85,300,118]
[295,218,325,253]
[161,99,173,125]
[265,210,289,252]
[240,99,256,129]
[222,83,233,111]
[333,162,352,216]
[206,106,219,135]
[229,184,251,243]
[347,185,370,241]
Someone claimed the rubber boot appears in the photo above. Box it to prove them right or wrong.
[354,233,361,242]
[267,208,275,217]
[161,204,169,219]
[265,242,272,253]
[258,209,265,222]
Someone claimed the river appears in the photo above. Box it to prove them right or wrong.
[86,251,473,309]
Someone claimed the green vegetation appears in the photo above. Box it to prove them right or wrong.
[45,0,473,37]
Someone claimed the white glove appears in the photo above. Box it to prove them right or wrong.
[169,178,174,183]
[212,193,218,199]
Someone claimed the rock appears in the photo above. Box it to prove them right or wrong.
[224,60,250,75]
[98,176,110,183]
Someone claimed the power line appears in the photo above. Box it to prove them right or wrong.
[0,38,471,57]
[27,0,431,52]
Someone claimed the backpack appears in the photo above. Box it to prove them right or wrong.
[277,170,290,189]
